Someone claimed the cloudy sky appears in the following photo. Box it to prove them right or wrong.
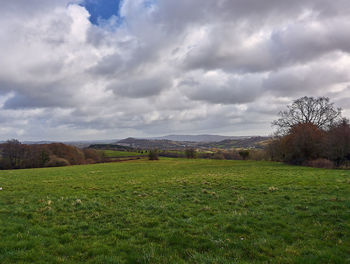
[1,0,350,141]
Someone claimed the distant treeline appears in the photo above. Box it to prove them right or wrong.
[0,140,104,170]
[88,144,135,152]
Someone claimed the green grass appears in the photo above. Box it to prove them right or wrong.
[0,159,349,263]
[103,150,146,158]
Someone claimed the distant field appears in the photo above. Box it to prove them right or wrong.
[103,150,146,157]
[0,159,349,263]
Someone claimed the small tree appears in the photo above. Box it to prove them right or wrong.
[148,149,159,160]
[238,150,249,160]
[185,148,197,159]
[273,96,341,135]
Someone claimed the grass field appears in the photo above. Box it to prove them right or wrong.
[0,159,349,263]
[103,150,146,158]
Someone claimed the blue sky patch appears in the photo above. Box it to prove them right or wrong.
[80,0,121,25]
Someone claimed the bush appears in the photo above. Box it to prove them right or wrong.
[185,148,197,159]
[239,150,249,160]
[0,140,107,170]
[47,143,85,165]
[222,151,241,160]
[159,151,185,158]
[148,149,159,160]
[85,158,96,164]
[270,123,325,165]
[306,159,334,169]
[0,158,11,170]
[249,149,268,161]
[266,138,284,161]
[326,118,350,166]
[46,156,70,167]
[212,152,225,160]
[338,161,350,169]
[83,148,104,163]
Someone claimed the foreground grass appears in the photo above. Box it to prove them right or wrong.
[0,159,349,263]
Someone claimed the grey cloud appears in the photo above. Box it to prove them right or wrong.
[0,1,80,17]
[0,77,84,109]
[108,75,172,98]
[184,17,350,73]
[180,71,263,104]
[263,63,350,97]
[89,53,125,76]
[4,92,70,110]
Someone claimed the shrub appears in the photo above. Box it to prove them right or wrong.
[83,148,104,163]
[185,148,197,159]
[306,159,334,169]
[238,150,249,160]
[222,151,241,160]
[0,140,106,170]
[85,158,96,164]
[212,152,225,160]
[326,118,350,166]
[266,138,284,161]
[46,156,70,167]
[148,149,159,160]
[0,158,11,170]
[270,123,325,165]
[249,149,268,161]
[47,143,85,165]
[159,151,184,158]
[338,161,350,169]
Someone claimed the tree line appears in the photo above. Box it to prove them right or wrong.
[268,96,350,168]
[0,140,104,170]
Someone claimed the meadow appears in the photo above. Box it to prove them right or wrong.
[0,159,349,263]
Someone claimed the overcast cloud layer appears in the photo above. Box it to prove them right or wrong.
[1,0,350,140]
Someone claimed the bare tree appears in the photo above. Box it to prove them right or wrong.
[1,139,24,169]
[273,96,341,135]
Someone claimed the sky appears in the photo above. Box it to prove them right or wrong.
[1,0,350,141]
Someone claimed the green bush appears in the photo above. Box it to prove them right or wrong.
[238,150,249,160]
[185,148,197,159]
[148,149,159,160]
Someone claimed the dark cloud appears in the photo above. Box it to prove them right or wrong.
[109,75,172,98]
[262,62,350,97]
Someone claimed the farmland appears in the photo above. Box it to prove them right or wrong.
[0,159,349,263]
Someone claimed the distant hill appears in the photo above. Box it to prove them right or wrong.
[200,136,272,149]
[3,135,271,150]
[111,136,271,150]
[151,134,249,142]
[117,137,197,150]
[22,139,120,148]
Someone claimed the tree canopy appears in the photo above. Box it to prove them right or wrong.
[272,96,342,135]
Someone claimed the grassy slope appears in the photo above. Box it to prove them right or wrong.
[0,159,349,263]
